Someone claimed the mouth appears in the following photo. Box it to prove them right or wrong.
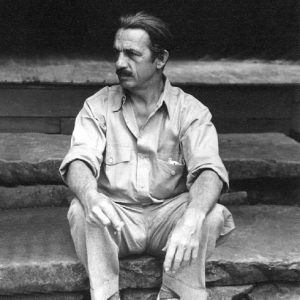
[118,74,131,79]
[116,70,132,79]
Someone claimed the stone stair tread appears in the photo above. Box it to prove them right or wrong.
[0,132,299,185]
[0,58,299,85]
[0,205,299,295]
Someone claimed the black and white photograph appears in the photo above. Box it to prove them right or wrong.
[0,1,299,299]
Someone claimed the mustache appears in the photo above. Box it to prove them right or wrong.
[116,69,132,77]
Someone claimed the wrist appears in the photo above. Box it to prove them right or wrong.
[85,188,99,201]
[182,206,206,227]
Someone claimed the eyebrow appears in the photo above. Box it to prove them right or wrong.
[113,46,142,55]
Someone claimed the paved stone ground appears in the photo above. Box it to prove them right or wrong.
[0,58,299,85]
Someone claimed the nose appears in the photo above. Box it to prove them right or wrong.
[116,52,128,69]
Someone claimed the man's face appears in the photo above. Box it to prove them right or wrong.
[113,28,158,91]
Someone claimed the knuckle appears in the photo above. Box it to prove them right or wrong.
[165,255,172,261]
[102,219,110,226]
[171,238,180,245]
[180,242,188,248]
[191,243,198,249]
[88,212,94,220]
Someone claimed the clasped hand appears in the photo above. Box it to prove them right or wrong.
[163,209,205,273]
[84,190,124,232]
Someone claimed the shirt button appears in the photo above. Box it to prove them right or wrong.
[99,115,105,126]
[170,170,176,176]
[108,157,113,163]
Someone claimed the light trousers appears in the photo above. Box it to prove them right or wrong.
[67,193,234,300]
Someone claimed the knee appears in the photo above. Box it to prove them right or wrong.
[203,203,234,247]
[204,204,224,230]
[67,198,85,227]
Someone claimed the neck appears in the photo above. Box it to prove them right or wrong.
[126,75,164,106]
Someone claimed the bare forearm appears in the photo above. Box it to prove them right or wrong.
[187,169,223,218]
[66,160,98,206]
[66,160,123,230]
[163,169,223,272]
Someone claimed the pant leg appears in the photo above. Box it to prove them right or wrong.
[67,198,146,300]
[147,193,235,300]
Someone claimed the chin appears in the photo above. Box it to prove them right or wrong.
[119,80,137,90]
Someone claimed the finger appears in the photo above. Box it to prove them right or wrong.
[86,214,100,226]
[163,244,176,273]
[183,247,192,267]
[92,206,111,226]
[101,203,124,231]
[171,246,186,272]
[191,244,199,261]
[162,239,170,252]
[86,210,107,226]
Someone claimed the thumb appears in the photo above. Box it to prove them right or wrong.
[162,239,170,252]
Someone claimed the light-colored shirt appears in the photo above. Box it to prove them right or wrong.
[60,77,228,205]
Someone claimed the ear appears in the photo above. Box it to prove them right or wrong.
[156,50,169,69]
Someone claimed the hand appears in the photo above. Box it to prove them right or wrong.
[83,190,124,232]
[163,208,205,273]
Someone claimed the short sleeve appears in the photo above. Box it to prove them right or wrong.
[59,95,107,183]
[180,100,229,190]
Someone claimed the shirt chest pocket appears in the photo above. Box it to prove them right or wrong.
[149,155,187,200]
[104,146,131,189]
[105,146,131,165]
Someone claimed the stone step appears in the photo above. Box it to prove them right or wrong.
[121,283,300,300]
[0,132,299,187]
[0,205,299,296]
[0,185,73,209]
[2,283,300,300]
[0,185,246,210]
[1,58,299,85]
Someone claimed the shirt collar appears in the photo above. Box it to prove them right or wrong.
[157,76,172,118]
[111,86,127,112]
[111,75,172,118]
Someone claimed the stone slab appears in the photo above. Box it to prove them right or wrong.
[0,185,73,209]
[0,133,299,185]
[207,285,254,299]
[219,191,248,206]
[0,58,299,85]
[0,293,87,300]
[0,208,88,295]
[206,205,300,285]
[219,133,300,180]
[248,282,300,300]
[121,289,158,300]
[0,205,300,295]
[0,133,69,185]
[121,285,254,300]
[0,185,244,209]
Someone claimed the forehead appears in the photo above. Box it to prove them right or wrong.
[114,28,151,50]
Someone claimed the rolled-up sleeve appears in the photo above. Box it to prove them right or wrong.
[59,99,106,183]
[180,103,229,190]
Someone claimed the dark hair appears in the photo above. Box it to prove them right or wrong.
[119,11,173,59]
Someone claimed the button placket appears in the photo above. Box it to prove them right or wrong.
[137,153,149,192]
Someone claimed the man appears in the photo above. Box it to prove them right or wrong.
[60,12,235,300]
